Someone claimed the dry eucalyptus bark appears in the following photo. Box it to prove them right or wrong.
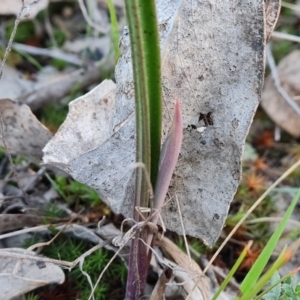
[43,0,270,246]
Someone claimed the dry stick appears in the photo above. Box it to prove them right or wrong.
[77,0,109,34]
[0,224,51,240]
[246,217,300,226]
[23,166,46,192]
[272,31,300,44]
[0,1,25,81]
[0,0,42,79]
[0,250,75,268]
[0,240,110,270]
[174,193,191,263]
[12,43,83,66]
[203,158,300,275]
[43,7,58,48]
[281,1,300,12]
[266,43,300,118]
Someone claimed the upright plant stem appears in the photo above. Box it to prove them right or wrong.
[107,0,120,63]
[124,0,162,299]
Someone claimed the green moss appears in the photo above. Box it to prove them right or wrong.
[43,202,66,218]
[53,29,67,47]
[5,20,35,43]
[52,58,67,70]
[41,102,69,131]
[272,40,294,63]
[25,293,38,300]
[176,236,208,256]
[51,174,101,207]
[0,147,6,160]
[24,235,126,299]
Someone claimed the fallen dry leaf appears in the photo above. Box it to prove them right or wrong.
[160,236,210,300]
[43,79,115,168]
[43,0,267,246]
[0,248,64,300]
[262,50,300,137]
[0,98,52,159]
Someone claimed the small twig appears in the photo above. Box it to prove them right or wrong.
[0,2,25,81]
[246,217,300,226]
[266,43,300,118]
[272,31,300,44]
[77,0,109,34]
[0,195,25,201]
[0,0,43,80]
[23,166,46,192]
[0,224,51,240]
[12,43,83,66]
[0,250,75,268]
[0,240,110,270]
[174,193,191,263]
[43,8,58,48]
[281,1,300,12]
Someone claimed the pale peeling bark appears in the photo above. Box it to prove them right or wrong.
[43,0,268,246]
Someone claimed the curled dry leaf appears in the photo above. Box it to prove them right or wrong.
[264,0,281,42]
[0,0,49,19]
[160,236,210,300]
[149,266,173,300]
[262,50,300,137]
[43,1,266,246]
[0,248,64,300]
[0,98,52,159]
